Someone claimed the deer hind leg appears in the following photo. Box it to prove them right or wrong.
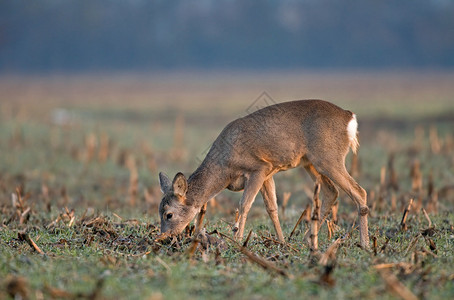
[260,177,285,243]
[233,172,265,242]
[315,160,369,248]
[303,164,339,224]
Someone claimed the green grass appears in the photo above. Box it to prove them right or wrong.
[1,73,454,299]
[1,212,453,299]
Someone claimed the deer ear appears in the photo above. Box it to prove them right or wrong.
[159,172,172,194]
[172,172,188,198]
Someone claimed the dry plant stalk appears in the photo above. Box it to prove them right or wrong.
[373,263,408,270]
[372,236,378,256]
[260,234,291,250]
[331,201,339,224]
[310,183,321,253]
[427,171,434,198]
[84,132,97,162]
[44,284,73,298]
[387,153,399,191]
[46,207,76,228]
[46,216,61,229]
[377,192,386,213]
[301,184,315,200]
[427,191,438,214]
[318,237,344,287]
[421,208,432,228]
[222,231,289,277]
[65,207,76,227]
[304,202,312,228]
[425,237,437,253]
[6,276,29,300]
[410,160,422,194]
[9,187,32,225]
[413,126,424,152]
[377,165,387,212]
[281,192,291,219]
[391,192,397,212]
[378,270,418,300]
[443,133,454,153]
[18,231,45,255]
[10,126,25,147]
[326,220,333,240]
[380,238,390,253]
[401,198,413,231]
[195,202,208,234]
[239,245,289,277]
[97,133,110,162]
[141,141,157,173]
[209,197,219,210]
[126,154,139,207]
[215,246,225,266]
[380,165,387,188]
[87,277,105,300]
[187,238,200,259]
[421,247,438,258]
[369,189,376,216]
[61,186,70,206]
[319,237,342,266]
[414,195,423,213]
[404,234,420,255]
[289,203,310,239]
[429,125,441,154]
[14,186,24,210]
[242,230,253,247]
[41,183,51,212]
[19,207,31,225]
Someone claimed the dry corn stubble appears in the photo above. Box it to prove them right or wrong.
[1,75,454,299]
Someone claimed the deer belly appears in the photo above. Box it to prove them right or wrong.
[271,155,303,172]
[227,176,246,191]
[278,161,300,172]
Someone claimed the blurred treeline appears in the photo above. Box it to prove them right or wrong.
[1,0,453,72]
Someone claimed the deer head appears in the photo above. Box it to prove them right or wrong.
[158,172,199,234]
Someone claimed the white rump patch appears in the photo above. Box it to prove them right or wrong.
[347,114,359,154]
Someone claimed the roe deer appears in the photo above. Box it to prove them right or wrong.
[158,100,370,248]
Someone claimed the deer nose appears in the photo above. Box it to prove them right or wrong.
[160,223,168,234]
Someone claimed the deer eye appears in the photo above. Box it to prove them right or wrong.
[166,213,173,220]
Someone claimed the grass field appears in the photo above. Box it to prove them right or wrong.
[1,71,454,299]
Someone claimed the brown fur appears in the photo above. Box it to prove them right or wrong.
[159,99,369,248]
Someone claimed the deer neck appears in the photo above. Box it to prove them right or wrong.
[186,160,226,210]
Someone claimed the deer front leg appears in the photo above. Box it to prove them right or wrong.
[233,173,265,242]
[260,177,285,243]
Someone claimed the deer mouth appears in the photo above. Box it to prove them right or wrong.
[160,223,187,236]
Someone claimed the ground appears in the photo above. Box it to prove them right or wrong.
[1,71,454,299]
